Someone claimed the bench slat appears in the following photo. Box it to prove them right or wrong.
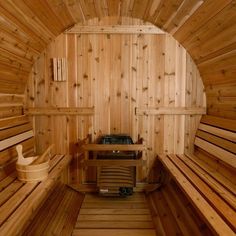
[0,182,38,226]
[0,154,71,236]
[169,154,236,231]
[158,154,235,236]
[0,123,32,141]
[201,115,236,132]
[196,130,236,154]
[0,130,34,151]
[0,173,17,191]
[179,154,236,210]
[0,155,65,226]
[185,153,236,196]
[0,138,34,165]
[0,180,24,207]
[198,123,236,142]
[162,185,204,236]
[0,116,29,130]
[195,137,236,169]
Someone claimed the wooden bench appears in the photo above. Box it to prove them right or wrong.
[157,115,236,236]
[0,115,71,235]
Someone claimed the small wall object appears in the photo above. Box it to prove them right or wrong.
[52,58,67,81]
[15,144,53,182]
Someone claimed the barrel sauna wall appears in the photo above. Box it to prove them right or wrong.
[25,18,205,183]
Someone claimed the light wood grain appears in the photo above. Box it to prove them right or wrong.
[26,18,205,183]
[25,107,94,116]
[136,107,206,115]
[72,229,156,236]
[0,130,33,151]
[158,154,235,236]
[194,137,236,169]
[82,144,145,151]
[66,24,165,34]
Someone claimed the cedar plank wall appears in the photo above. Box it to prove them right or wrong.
[0,0,235,119]
[0,94,24,119]
[174,0,236,119]
[0,0,235,180]
[25,18,205,183]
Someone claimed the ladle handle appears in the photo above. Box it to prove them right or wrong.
[16,145,23,160]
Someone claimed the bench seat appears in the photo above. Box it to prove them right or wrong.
[0,115,72,236]
[158,154,235,235]
[0,153,71,236]
[157,115,236,236]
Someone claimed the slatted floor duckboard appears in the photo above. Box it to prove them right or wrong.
[72,193,156,236]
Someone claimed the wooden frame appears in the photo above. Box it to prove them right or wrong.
[81,159,145,167]
[136,107,206,115]
[24,107,94,116]
[82,144,145,152]
[65,25,164,34]
[81,143,145,176]
[75,142,145,192]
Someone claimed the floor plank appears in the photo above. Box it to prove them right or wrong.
[72,229,157,236]
[73,192,156,235]
[22,184,84,236]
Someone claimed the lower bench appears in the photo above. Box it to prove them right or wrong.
[0,154,71,236]
[157,153,236,236]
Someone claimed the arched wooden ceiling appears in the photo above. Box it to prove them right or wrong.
[0,0,235,118]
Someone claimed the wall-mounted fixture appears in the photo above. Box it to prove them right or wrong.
[52,58,67,82]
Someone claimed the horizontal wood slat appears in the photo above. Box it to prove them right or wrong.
[136,107,206,115]
[0,123,32,141]
[83,159,144,167]
[200,115,236,132]
[74,192,154,235]
[0,154,72,236]
[158,154,235,236]
[0,116,29,130]
[0,106,23,119]
[179,154,236,210]
[82,144,145,151]
[196,130,236,154]
[198,123,236,142]
[185,153,236,196]
[24,107,94,116]
[76,221,154,229]
[194,137,236,169]
[65,25,165,34]
[78,214,152,221]
[0,130,33,151]
[72,229,156,236]
[168,154,236,231]
[0,138,34,165]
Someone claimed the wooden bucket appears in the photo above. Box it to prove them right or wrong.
[16,160,50,182]
[15,144,54,182]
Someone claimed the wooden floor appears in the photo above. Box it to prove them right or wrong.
[23,184,84,236]
[22,182,213,236]
[72,193,156,236]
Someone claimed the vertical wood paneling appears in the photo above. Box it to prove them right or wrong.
[26,18,205,183]
[0,0,235,122]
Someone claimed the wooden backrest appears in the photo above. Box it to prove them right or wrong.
[194,115,236,170]
[0,115,34,178]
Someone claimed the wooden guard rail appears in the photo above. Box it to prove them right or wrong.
[81,144,145,167]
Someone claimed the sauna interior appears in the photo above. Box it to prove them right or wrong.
[0,1,235,235]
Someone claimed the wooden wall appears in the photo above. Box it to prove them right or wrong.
[0,94,24,119]
[26,18,206,183]
[0,0,235,122]
[174,1,236,120]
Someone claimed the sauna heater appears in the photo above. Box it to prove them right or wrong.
[97,134,137,197]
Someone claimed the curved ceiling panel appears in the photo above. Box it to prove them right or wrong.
[0,0,235,117]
